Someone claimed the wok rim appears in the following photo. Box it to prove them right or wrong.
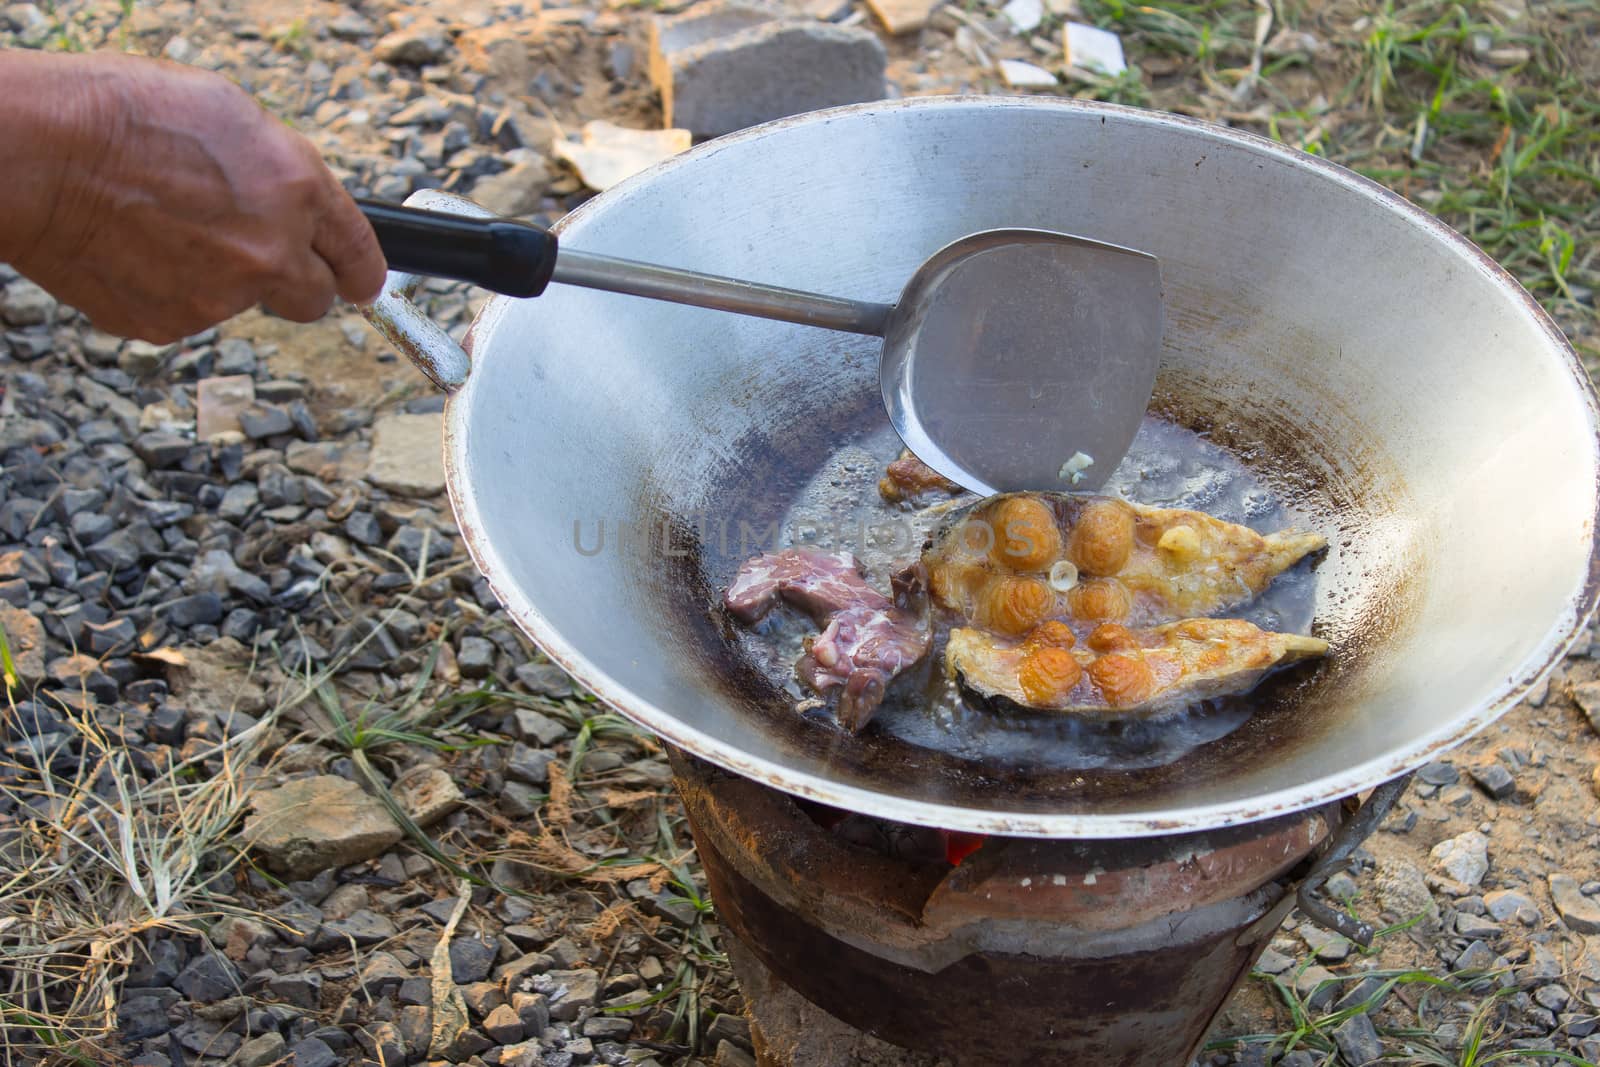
[445,95,1600,837]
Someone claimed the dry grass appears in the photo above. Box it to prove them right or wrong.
[0,696,274,1064]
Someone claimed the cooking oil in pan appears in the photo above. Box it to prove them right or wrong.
[729,416,1322,773]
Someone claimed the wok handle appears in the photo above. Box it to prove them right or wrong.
[358,199,560,299]
[360,189,494,392]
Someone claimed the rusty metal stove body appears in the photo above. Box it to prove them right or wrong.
[670,750,1406,1067]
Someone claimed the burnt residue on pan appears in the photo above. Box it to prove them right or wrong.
[632,349,1426,816]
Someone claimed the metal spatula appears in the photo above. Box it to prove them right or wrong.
[359,200,1163,495]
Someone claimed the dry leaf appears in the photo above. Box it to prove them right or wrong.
[600,788,657,810]
[551,121,691,192]
[133,648,188,669]
[587,901,657,941]
[546,760,574,827]
[528,827,664,884]
[428,882,475,1059]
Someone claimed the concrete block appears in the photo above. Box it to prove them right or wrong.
[650,1,888,138]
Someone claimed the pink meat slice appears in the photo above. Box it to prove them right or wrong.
[725,547,930,731]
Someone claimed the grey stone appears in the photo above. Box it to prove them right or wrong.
[329,11,375,38]
[0,606,46,686]
[1333,974,1390,1015]
[714,1041,755,1067]
[0,279,55,327]
[117,995,172,1040]
[496,952,554,991]
[450,934,499,984]
[69,510,114,543]
[1456,940,1498,972]
[505,743,555,785]
[1253,947,1294,975]
[1417,761,1460,787]
[1430,830,1489,886]
[649,4,887,138]
[4,328,52,360]
[512,991,550,1035]
[1484,889,1540,925]
[218,483,259,523]
[459,981,504,1020]
[291,1035,338,1067]
[134,431,193,469]
[386,524,451,570]
[1292,966,1339,1012]
[397,1004,432,1057]
[1455,912,1503,939]
[1534,984,1571,1011]
[498,1039,544,1067]
[235,1032,287,1067]
[1468,761,1516,799]
[471,161,551,217]
[501,781,542,817]
[163,592,224,628]
[172,1019,240,1057]
[390,96,452,126]
[1332,1012,1383,1065]
[242,775,402,878]
[515,659,576,697]
[266,970,323,1009]
[513,707,568,745]
[398,976,431,1006]
[627,878,699,926]
[127,937,183,987]
[1324,871,1359,901]
[238,404,293,439]
[344,511,382,546]
[119,340,170,377]
[1300,925,1352,962]
[1551,873,1600,934]
[355,952,410,999]
[458,636,496,678]
[706,1012,751,1049]
[483,1001,525,1043]
[537,968,599,1021]
[367,412,445,497]
[1570,679,1600,735]
[81,616,135,654]
[322,909,397,947]
[584,1015,634,1040]
[375,27,448,65]
[173,951,241,1002]
[213,338,256,375]
[420,898,460,925]
[393,764,464,828]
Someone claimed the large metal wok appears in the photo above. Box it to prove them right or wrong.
[368,97,1600,838]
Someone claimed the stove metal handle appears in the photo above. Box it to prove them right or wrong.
[1294,772,1414,947]
[360,189,484,392]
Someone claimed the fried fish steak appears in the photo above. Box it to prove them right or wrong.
[945,618,1329,716]
[923,492,1326,630]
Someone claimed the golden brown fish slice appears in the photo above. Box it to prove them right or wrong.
[945,618,1329,718]
[922,492,1326,628]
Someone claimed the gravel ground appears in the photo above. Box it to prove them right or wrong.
[1,0,1598,1065]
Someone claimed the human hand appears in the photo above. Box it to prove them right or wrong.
[1,50,386,343]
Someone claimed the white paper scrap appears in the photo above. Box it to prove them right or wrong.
[998,58,1058,88]
[1063,21,1127,76]
[552,121,692,192]
[1001,0,1044,34]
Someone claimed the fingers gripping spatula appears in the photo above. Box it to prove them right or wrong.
[359,200,1163,494]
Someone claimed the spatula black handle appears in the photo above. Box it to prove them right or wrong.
[357,199,560,299]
